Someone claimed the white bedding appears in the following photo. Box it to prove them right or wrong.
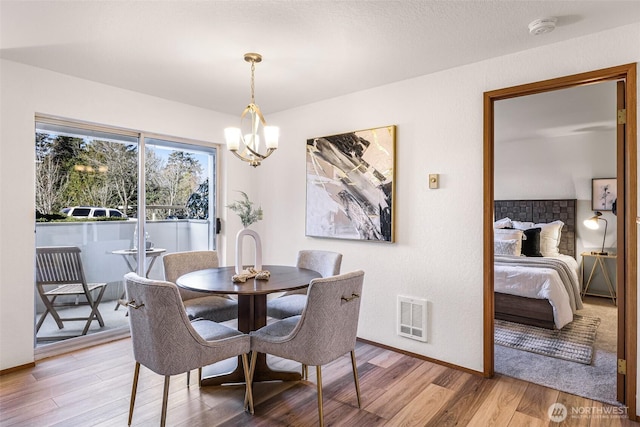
[494,254,582,329]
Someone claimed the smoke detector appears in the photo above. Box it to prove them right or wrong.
[528,17,557,35]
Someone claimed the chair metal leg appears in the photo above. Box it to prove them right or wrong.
[241,353,254,414]
[302,363,308,380]
[350,350,362,408]
[245,351,258,410]
[316,365,324,427]
[128,362,140,426]
[185,368,201,387]
[161,376,170,427]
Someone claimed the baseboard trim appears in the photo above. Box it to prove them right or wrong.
[356,337,483,377]
[0,362,36,376]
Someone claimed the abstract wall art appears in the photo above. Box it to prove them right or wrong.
[305,125,396,242]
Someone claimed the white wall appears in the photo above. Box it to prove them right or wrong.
[1,23,639,408]
[495,128,618,256]
[237,24,640,374]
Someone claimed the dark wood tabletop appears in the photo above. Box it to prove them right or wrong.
[176,265,321,295]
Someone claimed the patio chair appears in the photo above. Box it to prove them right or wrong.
[249,270,364,427]
[124,272,253,427]
[266,250,342,319]
[35,246,107,340]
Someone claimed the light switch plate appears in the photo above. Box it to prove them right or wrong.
[429,174,439,189]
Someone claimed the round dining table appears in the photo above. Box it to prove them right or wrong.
[176,265,321,385]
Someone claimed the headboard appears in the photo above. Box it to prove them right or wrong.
[494,199,576,259]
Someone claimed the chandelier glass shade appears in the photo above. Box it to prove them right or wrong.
[225,53,279,167]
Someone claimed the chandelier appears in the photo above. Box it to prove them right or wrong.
[224,53,279,167]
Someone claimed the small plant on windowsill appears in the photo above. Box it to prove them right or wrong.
[226,191,263,228]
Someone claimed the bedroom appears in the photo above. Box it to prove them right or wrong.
[491,78,621,405]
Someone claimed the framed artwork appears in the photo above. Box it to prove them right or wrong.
[305,125,396,242]
[591,178,617,211]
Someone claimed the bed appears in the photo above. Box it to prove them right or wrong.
[494,199,583,329]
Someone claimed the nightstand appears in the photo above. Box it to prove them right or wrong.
[580,252,617,305]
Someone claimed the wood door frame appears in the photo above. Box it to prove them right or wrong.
[483,63,637,418]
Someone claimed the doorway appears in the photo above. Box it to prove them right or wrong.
[483,64,637,417]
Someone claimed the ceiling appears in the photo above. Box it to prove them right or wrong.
[495,80,618,144]
[1,1,639,117]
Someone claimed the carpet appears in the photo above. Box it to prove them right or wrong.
[495,314,601,365]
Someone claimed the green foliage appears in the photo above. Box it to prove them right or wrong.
[186,179,208,219]
[35,211,68,222]
[226,191,263,228]
[35,212,127,223]
[160,151,204,219]
[35,130,206,221]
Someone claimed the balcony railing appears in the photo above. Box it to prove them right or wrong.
[34,219,211,344]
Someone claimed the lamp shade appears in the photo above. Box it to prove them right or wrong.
[225,128,241,151]
[583,217,600,230]
[264,126,279,149]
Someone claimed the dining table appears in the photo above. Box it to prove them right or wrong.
[176,264,321,386]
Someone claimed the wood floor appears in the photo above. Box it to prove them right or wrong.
[0,338,637,426]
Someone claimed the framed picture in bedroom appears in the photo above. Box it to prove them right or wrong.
[591,178,617,211]
[305,125,396,242]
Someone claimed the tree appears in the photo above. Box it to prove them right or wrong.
[187,179,209,219]
[35,155,69,214]
[34,130,208,220]
[159,152,203,217]
[35,133,71,214]
[82,140,138,214]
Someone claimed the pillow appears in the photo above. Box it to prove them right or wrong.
[534,220,564,257]
[494,217,512,229]
[494,239,520,256]
[512,220,535,230]
[521,228,543,257]
[494,228,524,255]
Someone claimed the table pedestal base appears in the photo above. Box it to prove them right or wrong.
[200,354,301,386]
[200,293,301,386]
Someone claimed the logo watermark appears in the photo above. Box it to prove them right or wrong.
[548,403,628,422]
[548,403,567,422]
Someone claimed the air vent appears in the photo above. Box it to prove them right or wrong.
[397,296,427,342]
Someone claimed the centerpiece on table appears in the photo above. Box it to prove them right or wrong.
[227,191,268,279]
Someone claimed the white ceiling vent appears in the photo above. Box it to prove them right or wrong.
[397,296,428,342]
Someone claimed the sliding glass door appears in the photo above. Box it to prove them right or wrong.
[34,117,217,349]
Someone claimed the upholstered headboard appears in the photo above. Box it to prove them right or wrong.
[494,199,576,259]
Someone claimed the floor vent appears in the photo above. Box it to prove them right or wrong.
[397,296,428,342]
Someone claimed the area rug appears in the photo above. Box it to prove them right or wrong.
[495,315,601,364]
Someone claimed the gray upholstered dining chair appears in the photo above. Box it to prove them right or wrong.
[124,272,253,427]
[266,250,342,319]
[163,250,238,322]
[249,270,364,427]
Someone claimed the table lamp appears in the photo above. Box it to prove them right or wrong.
[583,211,608,255]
